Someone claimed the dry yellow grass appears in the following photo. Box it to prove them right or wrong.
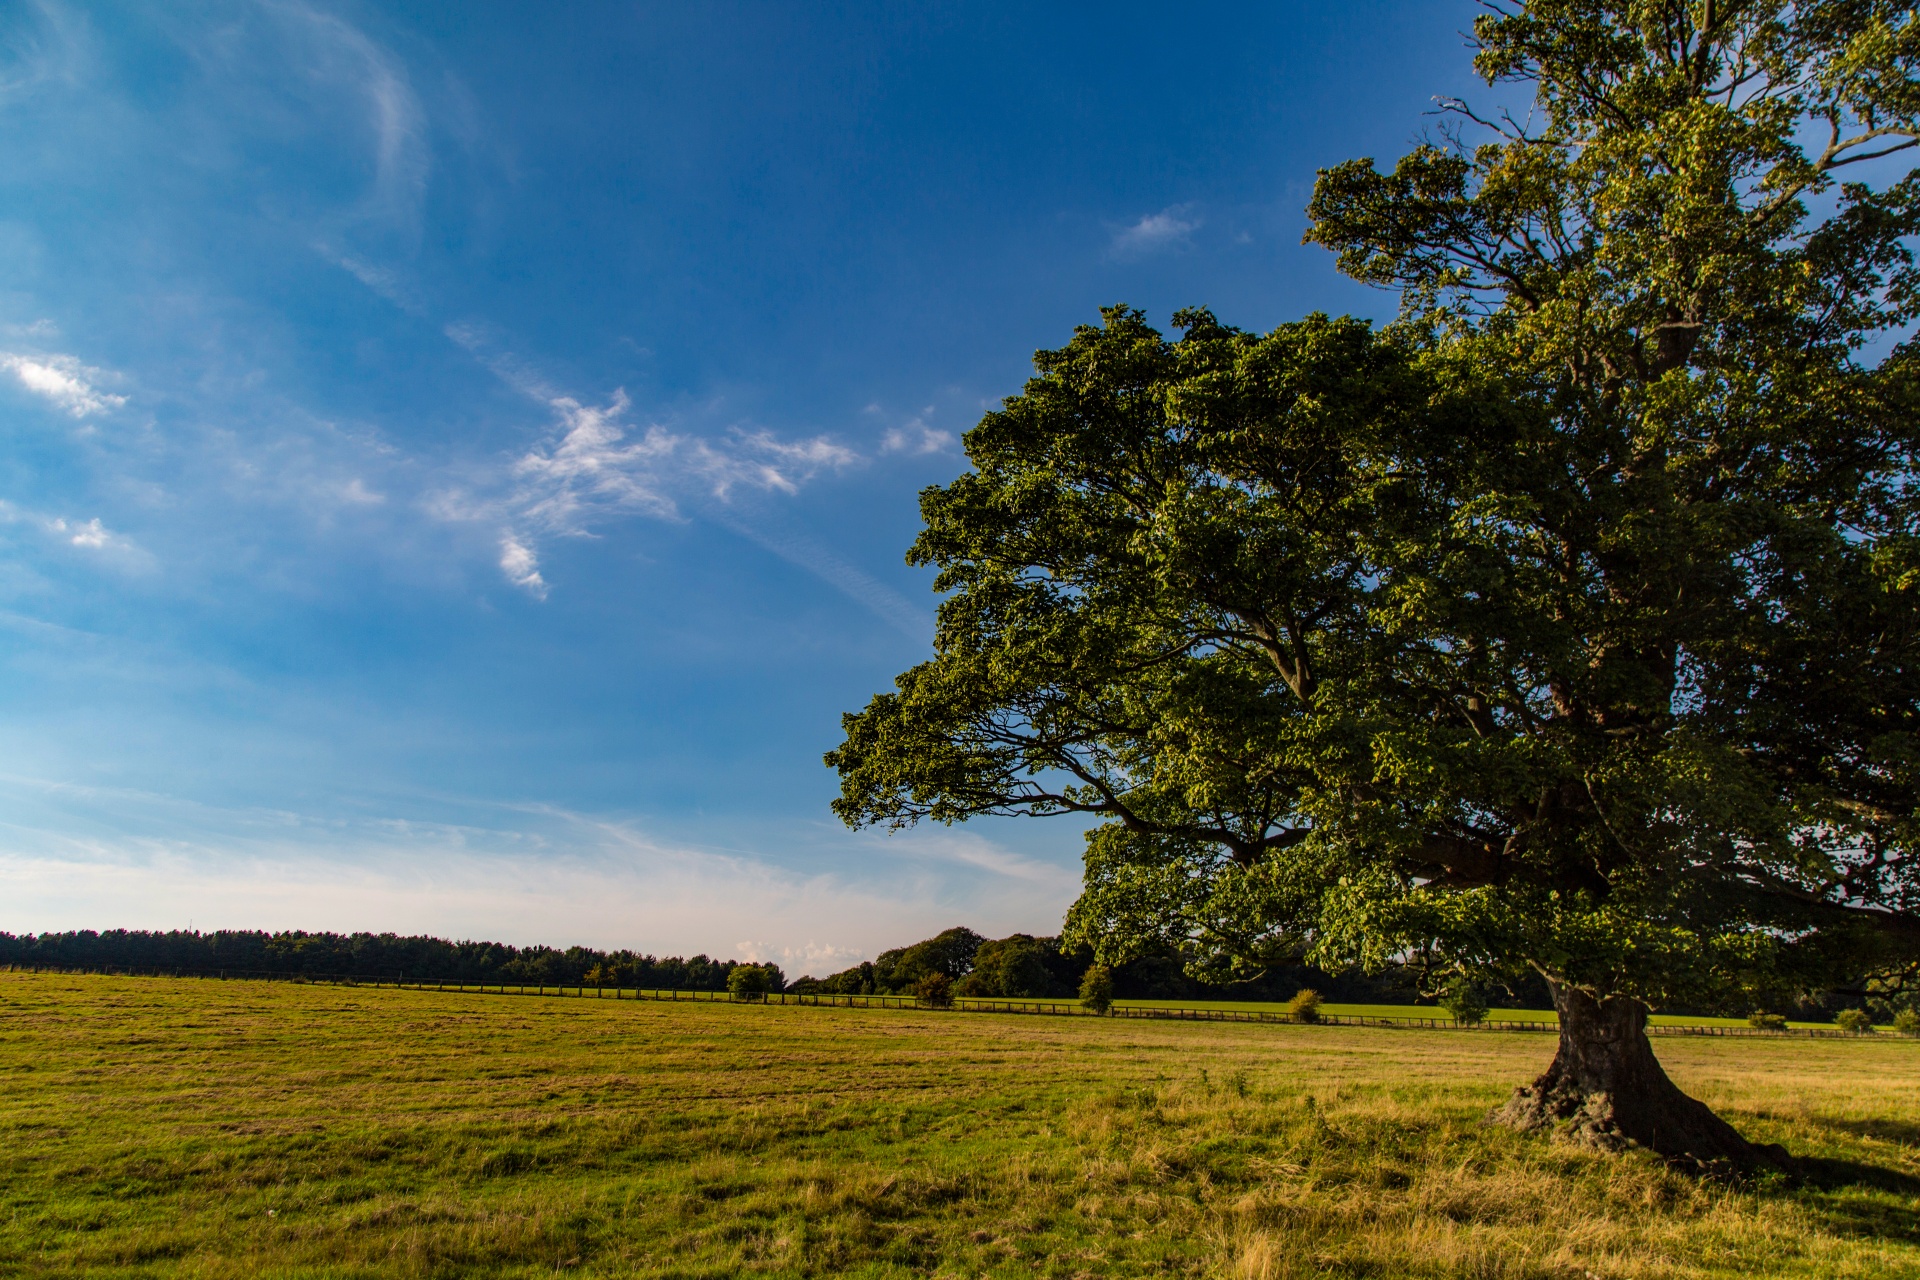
[0,970,1916,1277]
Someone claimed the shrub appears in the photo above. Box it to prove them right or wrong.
[726,964,772,1002]
[1286,988,1322,1023]
[1439,982,1489,1026]
[1747,1011,1787,1031]
[915,971,954,1009]
[1078,965,1114,1014]
[1835,1008,1874,1034]
[1894,1009,1920,1037]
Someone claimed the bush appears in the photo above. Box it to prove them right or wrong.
[727,964,773,1001]
[1747,1010,1787,1031]
[915,971,954,1009]
[1286,988,1322,1023]
[1439,982,1489,1026]
[1894,1009,1920,1037]
[1836,1008,1874,1034]
[1078,965,1114,1014]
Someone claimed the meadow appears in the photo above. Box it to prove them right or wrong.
[2,972,1918,1279]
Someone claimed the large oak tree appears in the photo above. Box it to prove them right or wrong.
[830,0,1920,1170]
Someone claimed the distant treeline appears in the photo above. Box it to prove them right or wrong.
[789,927,1445,1005]
[0,930,775,992]
[0,926,1497,1007]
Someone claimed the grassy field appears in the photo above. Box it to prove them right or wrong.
[2,973,1918,1279]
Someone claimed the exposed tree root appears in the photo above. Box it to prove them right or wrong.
[1492,985,1793,1177]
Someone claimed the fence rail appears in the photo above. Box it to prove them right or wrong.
[3,963,1896,1040]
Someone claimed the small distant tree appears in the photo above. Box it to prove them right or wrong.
[1836,1008,1874,1035]
[1079,964,1114,1014]
[727,964,773,1002]
[1440,982,1489,1027]
[1894,1009,1920,1037]
[1286,989,1323,1024]
[915,971,955,1008]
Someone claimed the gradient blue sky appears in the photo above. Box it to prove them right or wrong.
[0,0,1479,971]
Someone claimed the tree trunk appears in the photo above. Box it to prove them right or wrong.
[1492,983,1792,1174]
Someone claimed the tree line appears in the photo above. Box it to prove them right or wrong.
[0,929,775,992]
[0,925,1439,1004]
[789,926,1430,1003]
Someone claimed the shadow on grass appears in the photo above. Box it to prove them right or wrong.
[1775,1155,1920,1244]
[1819,1115,1920,1147]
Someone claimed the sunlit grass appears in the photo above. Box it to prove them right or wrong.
[2,971,1917,1277]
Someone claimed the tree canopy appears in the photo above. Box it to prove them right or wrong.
[830,0,1920,1166]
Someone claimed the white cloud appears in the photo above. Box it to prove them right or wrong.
[458,335,859,527]
[0,502,145,563]
[880,419,955,456]
[498,535,546,597]
[686,430,858,498]
[441,333,861,596]
[53,517,111,549]
[1111,204,1200,258]
[512,390,679,529]
[0,352,127,418]
[735,938,864,970]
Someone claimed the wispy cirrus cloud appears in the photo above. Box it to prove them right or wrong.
[691,430,859,498]
[1110,203,1200,258]
[871,827,1082,892]
[498,386,857,533]
[713,514,932,643]
[319,245,424,314]
[438,327,860,595]
[0,352,127,418]
[267,0,431,236]
[511,390,680,528]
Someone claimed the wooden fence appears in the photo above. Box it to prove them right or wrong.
[3,963,1898,1039]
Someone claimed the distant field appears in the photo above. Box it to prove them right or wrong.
[3,972,1918,1278]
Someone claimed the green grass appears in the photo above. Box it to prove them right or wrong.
[3,972,1919,1278]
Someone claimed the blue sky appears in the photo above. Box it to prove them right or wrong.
[0,0,1478,971]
